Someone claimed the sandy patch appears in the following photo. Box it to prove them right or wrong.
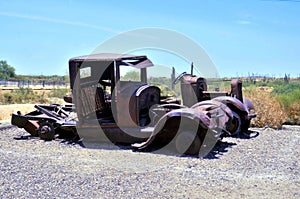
[0,104,36,120]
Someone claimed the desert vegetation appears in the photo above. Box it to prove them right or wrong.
[0,87,69,105]
[244,79,300,127]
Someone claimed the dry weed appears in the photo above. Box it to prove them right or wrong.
[244,86,288,128]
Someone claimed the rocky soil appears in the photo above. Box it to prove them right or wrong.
[0,123,299,198]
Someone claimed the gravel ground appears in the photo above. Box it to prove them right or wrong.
[0,124,299,199]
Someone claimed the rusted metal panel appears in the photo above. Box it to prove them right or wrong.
[230,79,243,102]
[133,108,211,152]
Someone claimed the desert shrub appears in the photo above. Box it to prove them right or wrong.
[48,88,69,98]
[276,89,300,109]
[270,82,300,123]
[276,89,300,124]
[38,92,48,104]
[17,88,39,103]
[244,86,288,128]
[2,88,36,104]
[271,82,300,95]
[0,88,48,104]
[2,92,14,104]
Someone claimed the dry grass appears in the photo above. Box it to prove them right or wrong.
[0,98,66,121]
[0,104,36,121]
[244,86,288,128]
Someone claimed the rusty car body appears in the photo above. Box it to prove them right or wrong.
[11,53,256,156]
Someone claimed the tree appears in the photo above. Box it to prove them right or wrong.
[0,60,16,79]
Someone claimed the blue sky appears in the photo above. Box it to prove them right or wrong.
[0,0,299,77]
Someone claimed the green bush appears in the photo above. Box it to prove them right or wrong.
[269,82,300,117]
[271,82,300,95]
[0,88,47,104]
[276,89,300,111]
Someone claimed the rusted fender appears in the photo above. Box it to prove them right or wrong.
[191,100,233,131]
[212,96,249,113]
[243,97,255,113]
[212,96,256,119]
[132,108,210,151]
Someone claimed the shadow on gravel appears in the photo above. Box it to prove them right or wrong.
[53,130,260,159]
[204,130,260,159]
[59,138,86,147]
[13,131,85,147]
[204,140,237,159]
[14,135,30,140]
[238,130,260,139]
[13,129,260,159]
[13,134,37,140]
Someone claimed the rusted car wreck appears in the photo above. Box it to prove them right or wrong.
[12,53,256,156]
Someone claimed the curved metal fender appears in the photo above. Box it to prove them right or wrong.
[243,97,255,111]
[132,108,210,151]
[212,96,249,114]
[191,100,233,119]
[191,100,233,131]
